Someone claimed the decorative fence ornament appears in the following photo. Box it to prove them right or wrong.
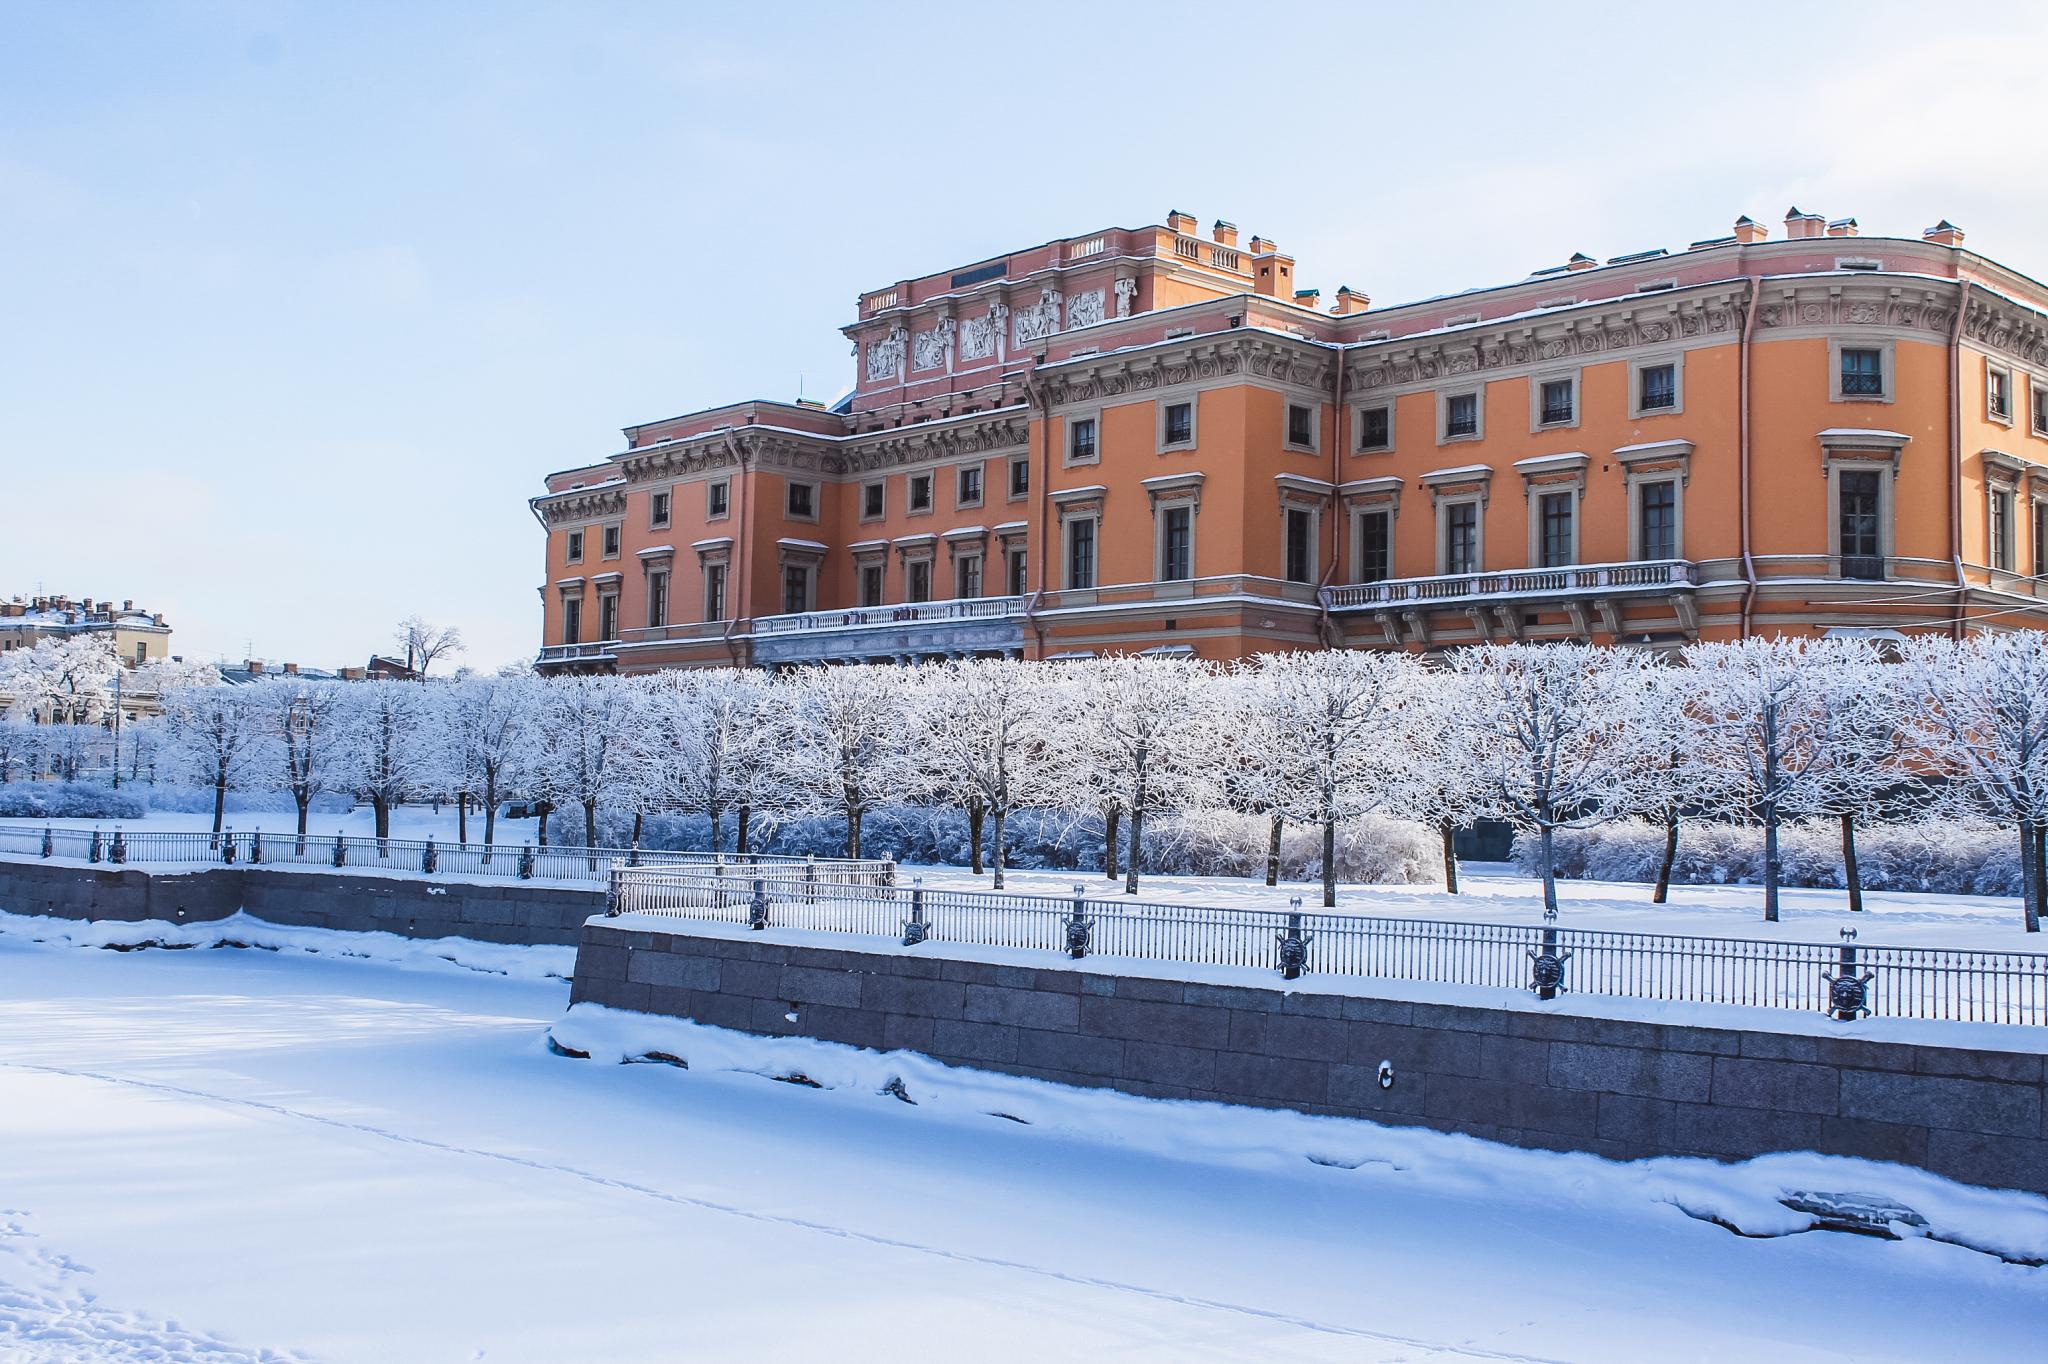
[902,877,930,946]
[421,837,437,875]
[1824,928,1874,1021]
[1065,884,1094,959]
[333,833,348,867]
[518,843,535,880]
[110,828,127,865]
[41,827,53,859]
[249,831,263,865]
[749,878,771,931]
[88,829,104,864]
[1276,901,1313,980]
[1529,925,1573,999]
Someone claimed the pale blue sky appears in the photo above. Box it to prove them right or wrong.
[4,1,2044,670]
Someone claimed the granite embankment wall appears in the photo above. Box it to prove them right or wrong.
[0,857,603,946]
[572,920,2048,1194]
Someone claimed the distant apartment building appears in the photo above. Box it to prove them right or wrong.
[0,595,172,667]
[531,207,2048,671]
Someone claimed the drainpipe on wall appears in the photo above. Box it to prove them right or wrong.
[1315,341,1347,648]
[1739,276,1762,638]
[1020,373,1051,660]
[1948,281,1973,638]
[720,430,750,668]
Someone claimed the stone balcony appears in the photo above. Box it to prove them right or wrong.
[749,595,1028,666]
[1320,559,1699,645]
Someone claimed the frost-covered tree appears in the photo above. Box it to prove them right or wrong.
[0,634,121,726]
[1899,632,2048,933]
[1685,637,1875,922]
[1234,650,1422,907]
[0,714,35,783]
[133,656,223,695]
[1787,643,1915,914]
[395,616,464,680]
[634,668,783,854]
[1050,656,1217,896]
[776,665,919,859]
[1448,643,1654,917]
[531,674,642,855]
[1400,672,1492,895]
[337,681,437,847]
[161,685,270,840]
[252,679,349,844]
[444,672,539,852]
[907,658,1056,887]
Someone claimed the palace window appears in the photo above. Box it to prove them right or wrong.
[562,598,581,645]
[1443,501,1481,574]
[704,564,727,621]
[1638,480,1678,560]
[861,481,884,519]
[646,571,668,628]
[1639,363,1677,412]
[1538,491,1575,568]
[781,563,812,614]
[1069,417,1098,463]
[1284,507,1315,583]
[1536,377,1576,428]
[956,553,982,599]
[1065,517,1097,589]
[566,530,584,563]
[909,473,933,512]
[907,559,932,603]
[1837,469,1884,579]
[1161,400,1195,449]
[1286,403,1316,450]
[707,480,730,518]
[1839,347,1885,398]
[1006,546,1028,595]
[597,594,619,642]
[786,481,816,519]
[2033,381,2048,436]
[1987,364,2013,423]
[957,464,983,507]
[602,525,621,558]
[2035,500,2048,577]
[1357,403,1392,452]
[859,563,884,607]
[1160,505,1193,581]
[1009,455,1030,499]
[650,491,670,528]
[1443,391,1479,440]
[1991,487,2016,571]
[1356,509,1392,583]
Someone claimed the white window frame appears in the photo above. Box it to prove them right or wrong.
[649,490,671,529]
[1829,338,1895,403]
[565,529,585,564]
[601,523,623,560]
[1438,385,1484,444]
[1063,513,1100,590]
[706,478,731,521]
[2032,377,2048,437]
[1008,454,1031,501]
[1351,504,1396,584]
[1353,400,1394,454]
[1528,368,1581,433]
[956,462,985,510]
[1986,361,2015,426]
[859,479,886,522]
[784,479,819,522]
[1283,400,1320,453]
[1157,397,1198,452]
[1065,409,1102,467]
[1628,352,1686,419]
[906,472,935,516]
[1436,494,1485,575]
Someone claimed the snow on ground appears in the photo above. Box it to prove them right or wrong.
[5,805,2042,950]
[1,927,2044,1361]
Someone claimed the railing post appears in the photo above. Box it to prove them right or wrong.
[1529,924,1572,999]
[749,877,770,931]
[1066,883,1093,959]
[627,837,640,868]
[902,876,930,946]
[110,827,126,865]
[249,830,263,865]
[518,842,535,880]
[1823,927,1874,1022]
[40,826,53,859]
[88,828,104,865]
[1276,898,1312,980]
[805,853,817,905]
[221,829,236,865]
[422,836,437,875]
[882,856,897,888]
[605,867,623,917]
[333,832,348,867]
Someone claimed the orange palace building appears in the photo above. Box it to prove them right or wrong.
[532,207,2048,672]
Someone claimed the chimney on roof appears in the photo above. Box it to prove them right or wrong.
[1247,235,1275,255]
[1566,252,1598,272]
[1211,219,1238,247]
[1783,206,1827,239]
[122,599,133,612]
[1249,243,1295,297]
[283,662,299,675]
[1165,208,1198,235]
[1332,285,1370,316]
[1293,288,1321,309]
[1733,215,1769,245]
[1924,219,1965,247]
[152,613,165,626]
[1826,217,1859,238]
[245,659,264,676]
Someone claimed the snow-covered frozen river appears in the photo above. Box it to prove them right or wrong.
[1,929,2044,1361]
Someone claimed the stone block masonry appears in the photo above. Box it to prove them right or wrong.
[572,920,2048,1195]
[0,858,605,947]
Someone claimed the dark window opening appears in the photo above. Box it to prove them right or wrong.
[1284,507,1314,583]
[1445,393,1478,438]
[1357,510,1391,583]
[1838,469,1883,579]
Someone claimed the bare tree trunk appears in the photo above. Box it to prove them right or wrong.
[583,799,599,866]
[1762,807,1781,923]
[483,788,497,861]
[845,803,861,859]
[1103,804,1121,881]
[736,802,750,855]
[2022,819,2043,934]
[294,792,310,854]
[373,795,391,849]
[631,809,643,847]
[709,801,724,855]
[2033,821,2047,931]
[1539,822,1559,919]
[969,797,986,875]
[1439,819,1459,894]
[1841,811,1863,913]
[212,778,227,843]
[1321,813,1336,909]
[1265,813,1283,887]
[991,804,1008,890]
[536,801,550,847]
[1123,751,1149,896]
[458,792,469,846]
[1653,813,1679,905]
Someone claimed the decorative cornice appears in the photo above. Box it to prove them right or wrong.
[1038,334,1333,409]
[1962,291,2048,370]
[832,410,1030,475]
[534,485,627,526]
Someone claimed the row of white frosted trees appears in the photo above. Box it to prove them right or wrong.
[140,632,2048,930]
